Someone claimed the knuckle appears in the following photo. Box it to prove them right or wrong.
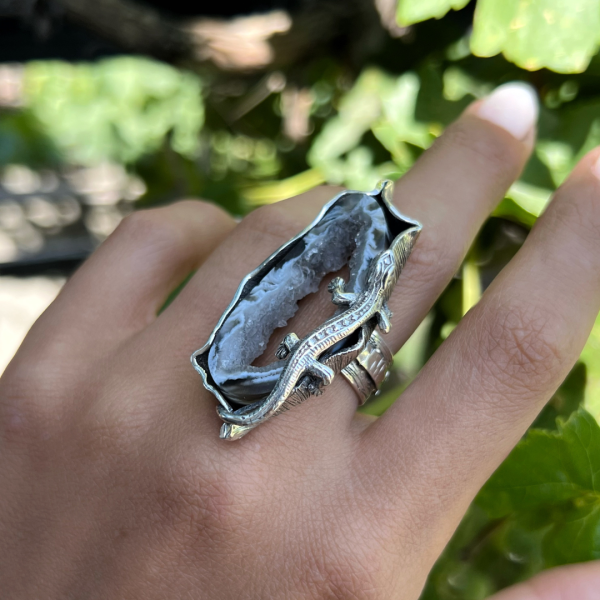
[470,300,565,398]
[0,361,69,446]
[145,454,251,557]
[115,208,183,255]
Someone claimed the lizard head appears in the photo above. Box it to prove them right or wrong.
[367,250,397,293]
[366,227,421,297]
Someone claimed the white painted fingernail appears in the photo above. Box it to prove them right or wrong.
[592,155,600,180]
[477,82,538,140]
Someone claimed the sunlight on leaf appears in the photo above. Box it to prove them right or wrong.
[505,181,552,217]
[471,0,600,73]
[462,259,481,315]
[397,0,471,26]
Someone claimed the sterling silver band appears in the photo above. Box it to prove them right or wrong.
[342,330,393,405]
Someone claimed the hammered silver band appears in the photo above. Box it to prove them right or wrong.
[341,330,393,405]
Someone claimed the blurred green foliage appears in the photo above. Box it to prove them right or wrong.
[422,408,600,599]
[3,1,600,596]
[24,58,204,164]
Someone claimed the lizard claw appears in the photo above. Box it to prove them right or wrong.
[275,332,300,359]
[328,277,345,294]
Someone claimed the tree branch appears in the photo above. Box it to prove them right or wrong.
[55,0,191,60]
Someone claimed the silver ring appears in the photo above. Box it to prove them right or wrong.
[341,330,393,405]
[191,180,422,440]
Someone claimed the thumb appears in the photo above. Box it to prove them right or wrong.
[489,562,600,600]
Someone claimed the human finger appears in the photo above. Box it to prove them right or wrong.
[5,200,235,373]
[365,148,600,539]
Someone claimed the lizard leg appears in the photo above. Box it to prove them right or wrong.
[377,305,393,334]
[307,359,335,386]
[275,332,300,360]
[327,277,356,307]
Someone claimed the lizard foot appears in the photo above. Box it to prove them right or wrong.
[275,332,300,359]
[328,277,356,307]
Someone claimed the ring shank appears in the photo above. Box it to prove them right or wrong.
[342,330,393,405]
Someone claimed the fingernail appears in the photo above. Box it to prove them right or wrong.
[476,82,538,140]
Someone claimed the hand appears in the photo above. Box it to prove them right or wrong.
[2,82,600,599]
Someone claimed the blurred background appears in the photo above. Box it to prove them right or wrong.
[2,0,600,597]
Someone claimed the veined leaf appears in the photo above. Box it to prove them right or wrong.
[542,499,600,565]
[477,409,600,518]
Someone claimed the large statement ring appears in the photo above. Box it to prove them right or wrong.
[191,180,422,441]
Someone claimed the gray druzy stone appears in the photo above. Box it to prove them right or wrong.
[207,192,389,404]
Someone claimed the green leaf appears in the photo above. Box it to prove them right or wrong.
[505,181,552,218]
[397,0,471,26]
[542,499,600,565]
[478,409,600,518]
[471,0,600,73]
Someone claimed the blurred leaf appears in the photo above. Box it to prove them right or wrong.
[397,0,471,26]
[243,168,325,205]
[0,110,59,167]
[542,499,600,565]
[581,312,600,421]
[379,72,435,148]
[308,69,391,181]
[462,259,481,315]
[443,65,491,101]
[22,57,204,165]
[395,312,434,378]
[471,0,600,73]
[492,197,537,227]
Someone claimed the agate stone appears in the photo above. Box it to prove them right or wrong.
[193,181,419,410]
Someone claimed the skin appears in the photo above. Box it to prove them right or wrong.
[1,98,600,599]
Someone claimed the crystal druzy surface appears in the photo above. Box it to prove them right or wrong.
[207,192,390,404]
